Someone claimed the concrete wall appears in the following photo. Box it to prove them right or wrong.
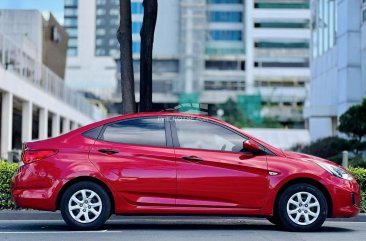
[42,13,69,79]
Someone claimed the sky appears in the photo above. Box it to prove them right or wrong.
[0,0,64,24]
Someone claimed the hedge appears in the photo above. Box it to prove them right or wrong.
[348,167,366,212]
[0,161,365,212]
[0,161,18,209]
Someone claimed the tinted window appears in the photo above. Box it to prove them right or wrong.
[101,118,166,147]
[83,126,103,139]
[174,119,247,152]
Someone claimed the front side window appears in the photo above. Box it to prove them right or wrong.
[101,118,166,147]
[174,118,247,152]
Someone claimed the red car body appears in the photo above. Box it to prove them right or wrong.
[12,112,360,220]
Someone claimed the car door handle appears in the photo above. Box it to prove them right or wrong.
[98,149,119,155]
[182,156,203,162]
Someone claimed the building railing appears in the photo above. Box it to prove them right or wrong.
[0,33,94,118]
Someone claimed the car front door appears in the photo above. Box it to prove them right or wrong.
[89,117,176,209]
[171,117,269,211]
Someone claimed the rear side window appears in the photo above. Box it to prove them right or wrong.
[100,118,166,147]
[83,126,103,139]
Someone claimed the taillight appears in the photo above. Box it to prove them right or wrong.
[21,149,58,165]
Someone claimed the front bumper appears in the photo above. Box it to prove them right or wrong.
[327,175,360,218]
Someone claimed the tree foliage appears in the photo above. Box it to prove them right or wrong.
[338,99,366,154]
[216,99,255,128]
[291,136,351,164]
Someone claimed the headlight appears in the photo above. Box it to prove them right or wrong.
[315,162,353,181]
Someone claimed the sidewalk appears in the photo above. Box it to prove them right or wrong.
[0,210,365,222]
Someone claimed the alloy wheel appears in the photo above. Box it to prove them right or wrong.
[68,189,103,224]
[286,191,320,226]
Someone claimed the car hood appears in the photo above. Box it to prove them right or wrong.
[282,151,336,165]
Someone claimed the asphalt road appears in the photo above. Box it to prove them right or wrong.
[0,215,366,241]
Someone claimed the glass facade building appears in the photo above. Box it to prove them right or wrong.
[311,0,337,59]
[64,0,79,56]
[205,0,245,55]
[95,0,142,57]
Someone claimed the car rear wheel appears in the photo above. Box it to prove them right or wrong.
[60,181,111,230]
[276,183,328,232]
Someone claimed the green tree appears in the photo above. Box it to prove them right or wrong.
[217,99,255,128]
[338,99,366,154]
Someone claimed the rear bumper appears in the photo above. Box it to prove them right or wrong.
[11,164,58,211]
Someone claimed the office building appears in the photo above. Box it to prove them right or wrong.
[305,0,366,141]
[0,10,102,159]
[66,0,311,124]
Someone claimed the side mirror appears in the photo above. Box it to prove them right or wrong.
[243,140,261,153]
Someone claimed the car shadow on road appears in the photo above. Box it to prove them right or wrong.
[1,220,354,233]
[100,221,354,233]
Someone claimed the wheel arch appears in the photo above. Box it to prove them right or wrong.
[56,176,115,214]
[273,177,333,217]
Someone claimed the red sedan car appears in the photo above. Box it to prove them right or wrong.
[12,112,360,231]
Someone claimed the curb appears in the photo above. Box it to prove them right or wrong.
[0,210,366,222]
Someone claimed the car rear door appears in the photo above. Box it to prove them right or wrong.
[170,117,269,210]
[88,117,177,208]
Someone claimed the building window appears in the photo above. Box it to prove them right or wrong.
[109,38,118,46]
[110,18,119,25]
[205,60,245,70]
[208,0,243,3]
[204,80,245,91]
[96,38,104,46]
[362,0,366,23]
[131,2,143,14]
[132,22,142,33]
[96,18,105,25]
[64,18,78,27]
[254,1,309,9]
[96,9,106,15]
[66,28,78,37]
[64,8,78,16]
[68,38,78,47]
[255,41,309,49]
[133,41,141,54]
[96,28,106,36]
[109,49,119,56]
[96,0,106,5]
[109,9,119,15]
[65,0,78,6]
[312,0,337,58]
[254,21,309,29]
[67,48,78,56]
[96,48,107,56]
[208,11,242,22]
[209,30,242,41]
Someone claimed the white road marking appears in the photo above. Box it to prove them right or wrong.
[0,230,125,234]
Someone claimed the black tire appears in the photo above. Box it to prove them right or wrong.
[267,216,281,226]
[275,183,328,232]
[60,181,111,230]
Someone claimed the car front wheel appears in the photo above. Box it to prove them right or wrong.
[60,181,111,230]
[276,183,328,232]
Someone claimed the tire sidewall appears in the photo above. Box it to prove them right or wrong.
[60,181,111,230]
[276,183,328,232]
